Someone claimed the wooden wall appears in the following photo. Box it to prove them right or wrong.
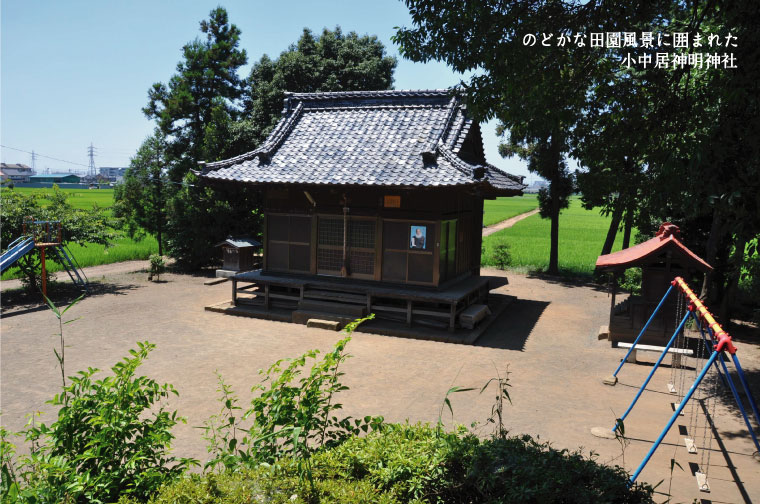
[262,185,488,287]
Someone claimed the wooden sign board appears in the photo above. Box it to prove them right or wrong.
[384,195,401,208]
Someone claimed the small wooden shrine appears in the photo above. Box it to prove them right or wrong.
[215,237,261,275]
[197,89,525,334]
[596,223,712,345]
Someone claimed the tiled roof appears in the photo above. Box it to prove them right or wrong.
[215,237,261,248]
[596,224,712,272]
[199,89,525,193]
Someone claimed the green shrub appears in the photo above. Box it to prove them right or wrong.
[201,316,384,487]
[620,267,642,296]
[145,424,654,504]
[492,244,512,270]
[148,253,165,281]
[7,342,196,503]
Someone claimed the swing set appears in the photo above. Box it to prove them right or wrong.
[595,276,760,492]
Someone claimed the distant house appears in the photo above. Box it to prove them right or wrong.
[523,180,548,194]
[29,173,81,184]
[0,163,34,183]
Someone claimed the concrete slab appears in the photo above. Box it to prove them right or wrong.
[306,319,340,331]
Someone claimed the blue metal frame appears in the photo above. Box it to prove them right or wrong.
[629,349,721,484]
[730,353,760,435]
[612,283,674,378]
[696,318,728,387]
[715,351,760,454]
[612,310,693,432]
[626,294,760,484]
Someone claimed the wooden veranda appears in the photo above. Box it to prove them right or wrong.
[229,270,505,332]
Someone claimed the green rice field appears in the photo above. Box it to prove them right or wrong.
[3,187,115,212]
[482,197,627,276]
[482,194,538,227]
[1,187,160,281]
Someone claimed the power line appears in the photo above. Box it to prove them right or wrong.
[2,143,197,187]
[1,144,91,169]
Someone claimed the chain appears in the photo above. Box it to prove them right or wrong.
[700,343,718,481]
[671,291,685,396]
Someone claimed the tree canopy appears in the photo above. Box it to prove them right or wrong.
[143,6,248,180]
[113,131,169,256]
[393,0,662,273]
[395,0,758,316]
[123,8,398,268]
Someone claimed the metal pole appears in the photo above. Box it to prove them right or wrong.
[613,283,674,378]
[629,349,721,484]
[731,354,760,434]
[697,322,727,387]
[613,310,692,432]
[716,354,760,454]
[41,247,47,298]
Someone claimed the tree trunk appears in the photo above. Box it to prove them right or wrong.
[546,139,563,275]
[622,206,634,249]
[548,201,560,274]
[601,202,624,256]
[699,209,724,299]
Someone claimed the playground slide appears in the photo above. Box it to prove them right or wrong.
[0,237,35,273]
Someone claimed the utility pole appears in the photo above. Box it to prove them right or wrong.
[87,143,97,177]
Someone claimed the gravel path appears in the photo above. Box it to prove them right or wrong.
[482,208,540,236]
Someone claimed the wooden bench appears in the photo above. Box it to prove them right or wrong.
[616,342,693,366]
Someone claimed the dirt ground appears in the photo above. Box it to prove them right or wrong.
[482,208,540,236]
[2,265,758,503]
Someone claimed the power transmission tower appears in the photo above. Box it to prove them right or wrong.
[30,150,37,172]
[87,143,97,177]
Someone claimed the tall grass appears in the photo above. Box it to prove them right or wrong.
[482,195,538,227]
[482,198,628,276]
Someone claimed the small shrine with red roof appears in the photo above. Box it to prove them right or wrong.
[596,223,712,346]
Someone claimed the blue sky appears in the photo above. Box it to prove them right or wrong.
[1,0,532,181]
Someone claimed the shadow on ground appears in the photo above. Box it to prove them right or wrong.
[476,298,550,350]
[525,271,609,293]
[0,280,142,318]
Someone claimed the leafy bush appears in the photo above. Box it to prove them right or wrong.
[148,253,165,281]
[619,267,642,296]
[201,316,384,487]
[492,243,512,270]
[142,423,654,504]
[5,342,196,503]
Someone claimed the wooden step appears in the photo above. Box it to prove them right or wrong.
[292,310,355,327]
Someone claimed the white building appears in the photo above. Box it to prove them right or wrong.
[99,167,127,178]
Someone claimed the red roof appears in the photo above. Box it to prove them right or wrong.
[596,223,712,272]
